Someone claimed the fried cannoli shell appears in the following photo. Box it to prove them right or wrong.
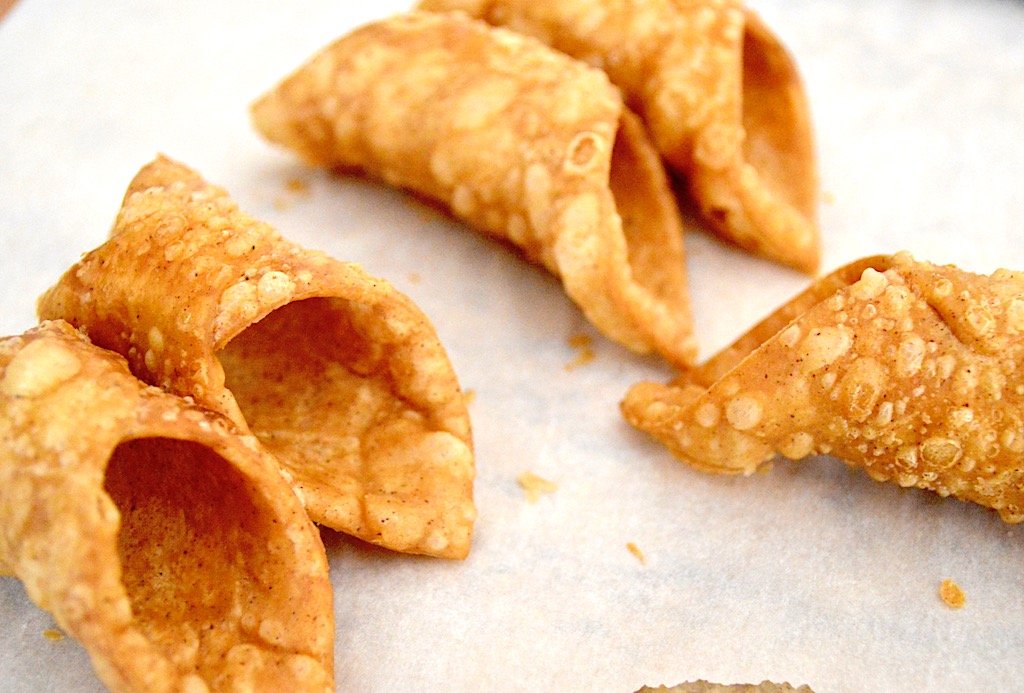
[0,321,334,693]
[636,682,814,693]
[417,0,820,273]
[38,155,476,559]
[250,11,698,368]
[622,252,1024,522]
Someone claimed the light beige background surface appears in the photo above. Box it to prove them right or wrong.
[1,1,1023,691]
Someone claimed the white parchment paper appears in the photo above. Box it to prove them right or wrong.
[1,1,1023,691]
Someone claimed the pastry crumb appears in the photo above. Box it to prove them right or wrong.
[42,629,65,642]
[568,333,592,349]
[636,681,814,692]
[517,471,557,503]
[285,176,310,195]
[940,578,965,609]
[565,333,596,371]
[626,542,647,566]
[273,176,311,210]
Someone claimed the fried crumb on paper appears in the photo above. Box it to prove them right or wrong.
[626,542,647,566]
[285,176,310,195]
[274,176,312,211]
[568,333,592,349]
[940,578,966,609]
[565,333,596,371]
[517,471,558,503]
[636,680,815,692]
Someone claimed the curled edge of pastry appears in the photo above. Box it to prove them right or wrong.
[622,252,1024,522]
[416,0,821,273]
[0,321,334,693]
[250,11,698,368]
[37,155,476,559]
[679,5,819,274]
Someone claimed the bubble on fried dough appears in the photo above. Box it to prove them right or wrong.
[798,326,851,373]
[622,253,1024,521]
[451,77,519,131]
[0,322,335,692]
[694,401,720,428]
[564,131,607,174]
[418,0,821,272]
[0,337,82,398]
[38,156,476,560]
[777,431,814,460]
[257,270,296,306]
[250,11,698,367]
[837,358,886,423]
[725,394,762,431]
[850,267,889,300]
[920,437,964,470]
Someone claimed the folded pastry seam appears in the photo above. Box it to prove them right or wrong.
[417,0,821,273]
[250,11,699,367]
[623,252,1024,522]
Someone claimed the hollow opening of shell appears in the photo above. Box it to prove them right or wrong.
[216,297,406,489]
[102,436,280,677]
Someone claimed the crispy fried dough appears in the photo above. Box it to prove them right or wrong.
[622,252,1024,522]
[250,11,698,367]
[0,321,334,693]
[37,155,476,559]
[418,0,820,272]
[636,682,814,693]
